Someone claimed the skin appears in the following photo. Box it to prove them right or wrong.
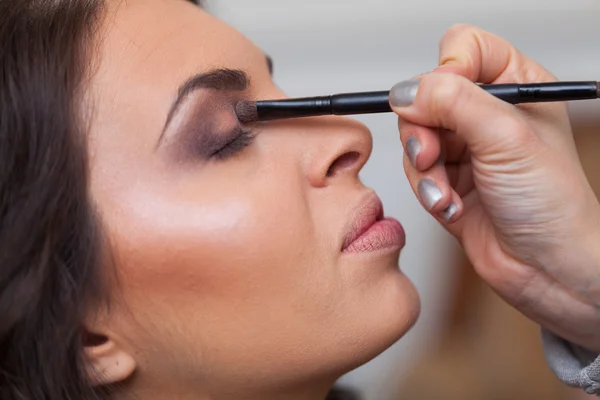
[391,26,600,354]
[84,1,419,399]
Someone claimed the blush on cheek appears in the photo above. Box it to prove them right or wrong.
[103,188,253,292]
[101,177,325,359]
[104,184,310,304]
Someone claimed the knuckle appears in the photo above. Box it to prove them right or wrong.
[445,23,474,38]
[439,25,481,76]
[441,24,478,46]
[427,77,469,124]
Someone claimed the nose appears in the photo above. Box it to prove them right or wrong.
[295,116,373,188]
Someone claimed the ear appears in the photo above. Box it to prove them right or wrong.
[82,330,137,386]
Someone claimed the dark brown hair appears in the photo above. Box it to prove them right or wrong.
[0,1,360,399]
[0,0,109,399]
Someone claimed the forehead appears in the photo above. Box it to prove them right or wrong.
[97,0,266,78]
[88,0,268,152]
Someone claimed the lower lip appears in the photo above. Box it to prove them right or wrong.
[343,218,406,253]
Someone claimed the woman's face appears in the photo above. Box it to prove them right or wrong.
[88,0,419,397]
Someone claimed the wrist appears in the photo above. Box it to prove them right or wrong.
[543,223,600,354]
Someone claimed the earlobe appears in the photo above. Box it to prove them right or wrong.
[83,332,136,386]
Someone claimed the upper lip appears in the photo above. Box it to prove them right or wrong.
[341,192,384,251]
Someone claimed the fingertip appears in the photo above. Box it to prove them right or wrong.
[389,79,421,108]
[439,201,460,223]
[405,136,421,168]
[437,188,463,224]
[399,124,442,171]
[417,178,451,214]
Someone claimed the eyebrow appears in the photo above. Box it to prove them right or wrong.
[160,68,250,137]
[158,54,274,146]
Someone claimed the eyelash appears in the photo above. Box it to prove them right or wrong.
[210,127,257,161]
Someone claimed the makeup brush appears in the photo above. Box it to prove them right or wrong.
[236,81,600,123]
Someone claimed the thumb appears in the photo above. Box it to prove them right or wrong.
[388,73,538,158]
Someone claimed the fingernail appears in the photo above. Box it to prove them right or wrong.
[405,136,421,167]
[418,179,443,210]
[389,79,420,107]
[440,202,458,222]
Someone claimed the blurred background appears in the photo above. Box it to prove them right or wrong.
[207,1,600,399]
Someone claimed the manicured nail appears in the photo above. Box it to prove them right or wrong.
[405,136,421,167]
[418,179,443,210]
[440,202,458,222]
[389,79,420,107]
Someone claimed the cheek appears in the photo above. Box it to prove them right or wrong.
[98,174,321,322]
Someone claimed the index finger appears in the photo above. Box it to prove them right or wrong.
[435,24,558,85]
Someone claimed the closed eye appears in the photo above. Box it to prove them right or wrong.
[210,127,256,160]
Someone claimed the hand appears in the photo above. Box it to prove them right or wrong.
[389,24,600,352]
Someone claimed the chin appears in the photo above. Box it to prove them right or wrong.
[331,271,421,376]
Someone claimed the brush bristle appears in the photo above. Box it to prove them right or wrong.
[235,100,258,123]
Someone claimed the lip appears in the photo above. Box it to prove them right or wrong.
[341,192,406,253]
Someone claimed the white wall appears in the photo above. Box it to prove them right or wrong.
[210,2,600,399]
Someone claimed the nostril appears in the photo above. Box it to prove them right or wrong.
[326,151,360,177]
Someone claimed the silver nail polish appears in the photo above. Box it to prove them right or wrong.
[440,203,458,222]
[389,79,420,107]
[405,136,421,167]
[418,179,443,210]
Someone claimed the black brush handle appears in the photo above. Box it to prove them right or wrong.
[330,91,392,115]
[479,81,598,104]
[254,81,599,121]
[327,82,599,114]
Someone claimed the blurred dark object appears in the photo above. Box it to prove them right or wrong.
[327,385,362,400]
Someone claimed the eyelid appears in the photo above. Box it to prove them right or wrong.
[210,127,257,161]
[162,90,258,163]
